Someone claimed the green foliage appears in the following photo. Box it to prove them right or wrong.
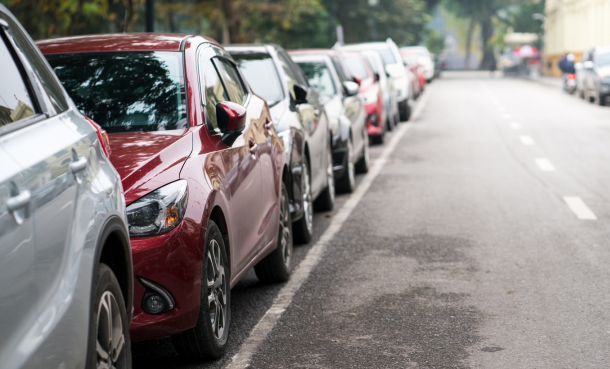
[506,0,544,34]
[425,29,445,55]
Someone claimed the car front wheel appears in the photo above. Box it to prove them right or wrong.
[293,155,313,244]
[336,137,355,193]
[172,220,230,359]
[315,145,335,211]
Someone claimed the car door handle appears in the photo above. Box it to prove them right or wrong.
[70,156,87,174]
[7,190,31,212]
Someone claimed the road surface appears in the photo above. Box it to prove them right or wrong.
[133,71,610,368]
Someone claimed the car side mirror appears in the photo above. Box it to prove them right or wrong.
[292,84,309,105]
[216,101,246,146]
[342,81,359,97]
[352,76,362,86]
[374,73,380,82]
[386,71,391,77]
[584,61,594,70]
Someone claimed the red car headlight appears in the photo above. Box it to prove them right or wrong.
[126,180,188,237]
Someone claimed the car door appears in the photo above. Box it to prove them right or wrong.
[276,50,327,195]
[0,13,93,347]
[331,56,365,154]
[199,46,262,273]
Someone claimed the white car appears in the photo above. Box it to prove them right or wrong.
[340,38,412,121]
[400,46,435,82]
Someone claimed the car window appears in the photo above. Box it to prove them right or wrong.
[364,54,380,74]
[1,14,68,115]
[377,48,397,65]
[0,35,36,127]
[597,52,610,68]
[343,55,370,80]
[202,57,230,132]
[214,58,245,105]
[331,56,349,83]
[233,53,284,105]
[276,51,299,89]
[47,51,187,133]
[297,61,336,97]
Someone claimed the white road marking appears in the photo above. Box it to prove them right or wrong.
[520,135,535,145]
[503,113,512,120]
[563,197,597,220]
[535,158,556,172]
[510,122,521,129]
[224,94,429,369]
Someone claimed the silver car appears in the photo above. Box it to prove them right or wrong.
[0,5,133,369]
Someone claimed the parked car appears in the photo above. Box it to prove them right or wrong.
[577,46,610,105]
[39,33,293,360]
[0,5,133,369]
[289,49,370,193]
[340,39,411,121]
[400,50,425,98]
[362,49,400,127]
[400,46,435,82]
[227,44,335,243]
[340,51,387,144]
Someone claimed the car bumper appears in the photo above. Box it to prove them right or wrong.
[365,101,384,136]
[129,219,203,341]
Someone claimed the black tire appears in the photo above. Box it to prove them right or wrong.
[255,182,293,283]
[598,93,606,106]
[314,145,335,211]
[336,137,356,193]
[293,155,313,244]
[399,99,411,122]
[87,263,132,369]
[386,114,393,132]
[579,90,585,99]
[371,131,384,145]
[172,220,230,360]
[355,130,370,174]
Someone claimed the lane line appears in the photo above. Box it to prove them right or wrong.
[224,95,429,369]
[510,122,521,129]
[535,158,556,172]
[520,135,535,145]
[563,197,597,220]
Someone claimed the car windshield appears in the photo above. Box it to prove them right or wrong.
[297,62,336,97]
[598,52,610,67]
[364,55,380,74]
[343,55,369,80]
[377,48,397,65]
[46,52,187,133]
[233,54,284,105]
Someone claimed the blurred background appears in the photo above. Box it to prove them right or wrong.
[1,0,608,77]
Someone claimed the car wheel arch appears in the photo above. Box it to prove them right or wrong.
[93,215,133,319]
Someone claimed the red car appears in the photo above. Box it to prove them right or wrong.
[341,51,387,144]
[401,51,426,96]
[38,34,293,359]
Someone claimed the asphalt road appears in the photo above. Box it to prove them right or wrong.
[133,71,610,368]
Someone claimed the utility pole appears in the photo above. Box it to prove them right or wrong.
[146,0,154,32]
[369,0,378,42]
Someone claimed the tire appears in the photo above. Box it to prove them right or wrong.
[336,137,355,193]
[172,220,230,360]
[598,93,606,106]
[293,155,313,244]
[255,182,293,283]
[355,130,370,174]
[399,99,411,122]
[386,113,393,132]
[314,145,335,211]
[579,90,585,99]
[87,263,132,369]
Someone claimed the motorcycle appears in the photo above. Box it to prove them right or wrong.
[563,73,577,94]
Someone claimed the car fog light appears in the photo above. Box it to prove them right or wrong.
[145,294,165,314]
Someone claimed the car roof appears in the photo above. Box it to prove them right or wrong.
[36,33,217,54]
[225,44,278,55]
[288,49,340,57]
[341,42,390,50]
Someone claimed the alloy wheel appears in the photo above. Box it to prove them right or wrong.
[279,185,292,268]
[96,291,125,369]
[207,239,227,340]
[302,163,313,234]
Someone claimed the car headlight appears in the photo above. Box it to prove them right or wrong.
[126,180,188,237]
[362,89,379,105]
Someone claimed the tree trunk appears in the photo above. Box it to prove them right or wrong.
[168,6,177,32]
[464,16,475,70]
[221,0,241,43]
[479,10,496,71]
[125,0,138,32]
[67,0,86,35]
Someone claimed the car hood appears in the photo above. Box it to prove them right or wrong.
[108,129,193,204]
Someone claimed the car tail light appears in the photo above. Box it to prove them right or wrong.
[86,116,111,157]
[567,74,576,80]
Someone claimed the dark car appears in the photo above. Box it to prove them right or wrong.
[227,44,335,244]
[289,49,370,193]
[39,33,292,360]
[578,46,610,105]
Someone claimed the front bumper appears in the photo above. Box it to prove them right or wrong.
[129,219,203,341]
[365,101,384,137]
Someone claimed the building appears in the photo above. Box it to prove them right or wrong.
[545,0,610,76]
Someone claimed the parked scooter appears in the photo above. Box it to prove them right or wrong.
[563,73,577,94]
